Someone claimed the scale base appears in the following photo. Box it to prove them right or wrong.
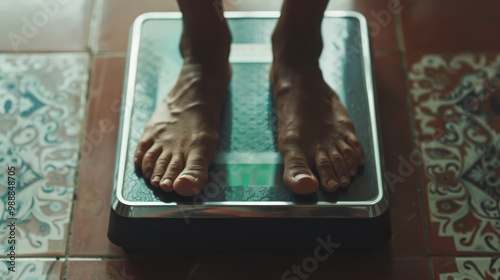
[109,210,391,250]
[108,12,391,250]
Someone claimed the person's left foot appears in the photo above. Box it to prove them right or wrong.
[134,25,231,196]
[271,27,365,195]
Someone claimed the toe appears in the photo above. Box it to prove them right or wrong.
[337,141,358,177]
[141,145,162,180]
[134,138,153,169]
[315,149,339,192]
[329,148,350,187]
[150,152,171,188]
[346,134,365,165]
[281,145,318,195]
[174,149,210,196]
[160,153,184,192]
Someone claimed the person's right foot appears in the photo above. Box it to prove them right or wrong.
[271,20,365,195]
[134,28,231,196]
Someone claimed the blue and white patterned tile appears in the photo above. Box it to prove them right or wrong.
[0,258,63,280]
[433,257,500,280]
[0,54,89,256]
[408,53,500,254]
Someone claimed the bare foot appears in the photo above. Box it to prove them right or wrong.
[134,29,231,196]
[271,28,365,195]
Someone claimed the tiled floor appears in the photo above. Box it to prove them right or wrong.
[1,0,499,279]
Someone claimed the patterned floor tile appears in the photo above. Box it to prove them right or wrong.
[407,53,500,254]
[0,0,93,52]
[94,0,398,52]
[400,0,500,53]
[70,56,126,256]
[374,54,426,256]
[1,258,63,280]
[66,259,188,280]
[0,54,90,256]
[433,257,500,280]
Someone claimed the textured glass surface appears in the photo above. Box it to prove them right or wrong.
[120,16,379,203]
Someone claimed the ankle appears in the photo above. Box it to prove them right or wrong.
[271,26,323,68]
[180,27,232,65]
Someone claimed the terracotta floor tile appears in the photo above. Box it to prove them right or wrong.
[1,259,63,280]
[407,53,500,254]
[374,54,426,256]
[93,0,179,52]
[0,54,89,256]
[0,0,93,52]
[94,0,398,52]
[70,56,126,256]
[66,259,188,280]
[433,257,500,280]
[185,254,430,280]
[400,0,500,53]
[68,255,430,280]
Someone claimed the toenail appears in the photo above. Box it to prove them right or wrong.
[151,176,160,183]
[341,176,349,184]
[179,174,197,182]
[294,174,311,181]
[327,179,338,189]
[161,178,172,187]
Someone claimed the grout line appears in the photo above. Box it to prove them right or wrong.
[374,50,403,56]
[394,0,406,53]
[428,257,435,280]
[62,258,68,280]
[1,257,61,261]
[63,256,130,260]
[394,2,433,260]
[92,51,128,57]
[0,50,90,54]
[7,254,491,261]
[7,253,497,260]
[87,0,104,53]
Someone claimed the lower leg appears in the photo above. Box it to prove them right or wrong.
[176,0,231,64]
[273,0,328,64]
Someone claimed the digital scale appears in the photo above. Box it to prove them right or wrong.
[108,12,390,250]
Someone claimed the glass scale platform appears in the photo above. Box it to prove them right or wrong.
[108,11,390,249]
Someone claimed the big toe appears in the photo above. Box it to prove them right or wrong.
[173,150,210,196]
[282,146,318,195]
